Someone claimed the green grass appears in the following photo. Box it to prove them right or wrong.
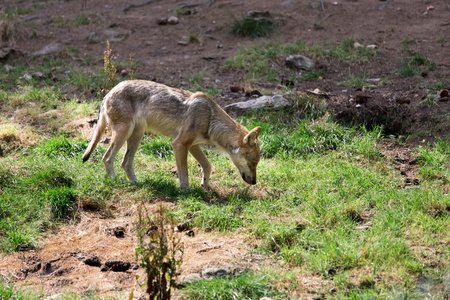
[231,16,276,38]
[0,280,40,300]
[397,42,436,78]
[54,14,92,28]
[225,38,378,82]
[181,271,284,299]
[342,69,373,89]
[186,69,222,97]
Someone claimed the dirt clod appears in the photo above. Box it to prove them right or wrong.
[83,256,102,267]
[104,260,131,272]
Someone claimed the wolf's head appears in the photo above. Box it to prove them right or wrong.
[229,126,262,185]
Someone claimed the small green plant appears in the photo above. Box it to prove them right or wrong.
[54,14,91,28]
[45,187,76,220]
[231,14,277,38]
[72,14,90,26]
[135,204,183,300]
[188,33,201,44]
[103,40,117,90]
[402,37,416,49]
[343,69,370,88]
[398,43,436,77]
[36,135,87,159]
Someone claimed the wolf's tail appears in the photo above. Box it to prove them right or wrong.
[82,107,107,162]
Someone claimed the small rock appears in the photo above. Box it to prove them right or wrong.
[201,266,231,278]
[225,94,291,117]
[396,98,411,104]
[306,88,329,98]
[353,42,364,48]
[157,18,168,25]
[0,47,14,60]
[5,64,14,72]
[285,55,315,71]
[245,89,263,97]
[21,74,33,81]
[181,273,202,284]
[366,44,377,49]
[230,86,244,93]
[46,294,63,300]
[175,222,189,232]
[17,243,31,251]
[104,29,129,42]
[104,260,131,272]
[355,94,369,104]
[439,89,449,98]
[32,72,46,79]
[177,41,188,46]
[167,16,179,24]
[83,256,102,267]
[186,230,195,237]
[87,32,99,44]
[33,43,62,56]
[100,265,108,272]
[247,11,271,18]
[120,69,128,76]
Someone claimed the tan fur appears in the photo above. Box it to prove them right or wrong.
[83,80,261,189]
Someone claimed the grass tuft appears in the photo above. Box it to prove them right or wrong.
[181,271,283,300]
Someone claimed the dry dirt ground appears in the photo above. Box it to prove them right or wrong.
[1,0,450,298]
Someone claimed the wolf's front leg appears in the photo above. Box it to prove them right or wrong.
[172,140,190,189]
[189,145,212,190]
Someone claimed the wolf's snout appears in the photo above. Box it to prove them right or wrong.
[241,173,256,185]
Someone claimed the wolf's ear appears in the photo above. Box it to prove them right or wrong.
[243,126,261,146]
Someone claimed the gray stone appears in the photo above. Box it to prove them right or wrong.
[181,273,202,284]
[285,55,315,71]
[0,47,14,59]
[5,64,14,72]
[104,29,130,42]
[224,94,291,116]
[33,43,62,56]
[201,266,231,278]
[87,32,100,44]
[167,16,179,24]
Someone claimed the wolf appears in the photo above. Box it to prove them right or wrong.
[82,80,261,190]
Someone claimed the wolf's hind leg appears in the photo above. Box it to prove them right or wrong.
[121,125,145,183]
[103,123,134,180]
[189,145,212,189]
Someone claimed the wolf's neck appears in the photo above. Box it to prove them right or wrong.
[208,111,246,154]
